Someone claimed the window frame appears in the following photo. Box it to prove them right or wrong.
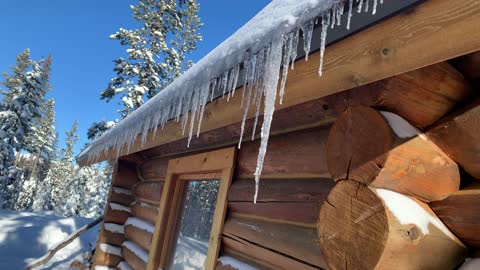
[147,147,236,270]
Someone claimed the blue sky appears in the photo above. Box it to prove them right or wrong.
[0,0,270,153]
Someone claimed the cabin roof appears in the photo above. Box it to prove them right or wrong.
[77,0,425,166]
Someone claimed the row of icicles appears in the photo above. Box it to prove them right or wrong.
[86,0,384,203]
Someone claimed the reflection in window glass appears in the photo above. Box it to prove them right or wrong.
[167,179,220,270]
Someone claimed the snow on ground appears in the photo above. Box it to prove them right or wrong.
[0,209,99,269]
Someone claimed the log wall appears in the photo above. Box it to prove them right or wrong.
[95,59,480,270]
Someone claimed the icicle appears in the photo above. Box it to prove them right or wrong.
[209,79,217,102]
[196,83,210,138]
[337,2,344,26]
[253,37,283,203]
[300,20,314,61]
[364,0,370,13]
[240,58,250,108]
[331,5,337,28]
[279,32,293,105]
[220,72,228,98]
[319,12,331,77]
[373,0,378,15]
[187,88,200,147]
[290,29,299,69]
[238,67,254,149]
[357,0,364,13]
[347,0,353,30]
[251,85,263,141]
[230,65,240,98]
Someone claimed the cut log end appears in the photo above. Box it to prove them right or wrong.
[318,180,388,270]
[319,180,466,270]
[327,106,391,183]
[326,105,460,202]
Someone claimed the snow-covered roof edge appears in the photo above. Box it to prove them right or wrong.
[79,0,387,199]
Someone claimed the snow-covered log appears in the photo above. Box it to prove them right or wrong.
[427,98,480,180]
[318,180,467,270]
[130,201,158,224]
[110,186,135,206]
[104,203,131,224]
[124,217,154,251]
[122,241,148,270]
[326,105,460,202]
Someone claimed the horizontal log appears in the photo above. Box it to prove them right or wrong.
[222,236,321,270]
[223,217,326,268]
[125,224,153,251]
[113,161,139,189]
[237,127,330,179]
[99,229,126,247]
[131,201,158,224]
[122,246,146,270]
[427,98,480,180]
[110,189,135,206]
[216,255,263,270]
[139,158,168,181]
[228,202,319,224]
[133,181,163,205]
[94,249,122,268]
[228,178,334,203]
[104,204,131,224]
[429,183,480,249]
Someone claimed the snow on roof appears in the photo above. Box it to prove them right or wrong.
[80,0,385,200]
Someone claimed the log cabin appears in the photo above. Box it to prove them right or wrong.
[77,0,480,269]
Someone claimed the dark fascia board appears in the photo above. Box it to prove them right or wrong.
[210,0,426,100]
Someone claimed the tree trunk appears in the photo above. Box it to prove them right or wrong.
[318,180,466,270]
[326,105,460,202]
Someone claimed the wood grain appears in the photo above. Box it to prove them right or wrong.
[223,216,326,268]
[222,236,321,270]
[133,181,163,205]
[228,178,334,203]
[228,201,319,224]
[237,127,330,179]
[319,180,466,270]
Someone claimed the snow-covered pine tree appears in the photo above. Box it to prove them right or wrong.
[24,98,56,181]
[100,0,203,119]
[43,120,79,214]
[0,51,51,209]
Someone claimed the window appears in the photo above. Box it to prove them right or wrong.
[147,148,236,270]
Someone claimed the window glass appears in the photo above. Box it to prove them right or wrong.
[167,179,220,270]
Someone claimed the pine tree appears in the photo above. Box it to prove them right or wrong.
[100,0,203,119]
[0,51,51,209]
[24,98,56,181]
[44,120,79,213]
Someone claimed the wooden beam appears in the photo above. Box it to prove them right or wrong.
[78,0,480,166]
